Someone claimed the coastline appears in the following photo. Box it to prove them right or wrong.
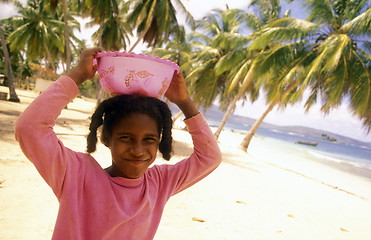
[217,129,371,199]
[1,87,371,240]
[217,126,371,180]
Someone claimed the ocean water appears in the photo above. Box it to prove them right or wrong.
[208,119,371,176]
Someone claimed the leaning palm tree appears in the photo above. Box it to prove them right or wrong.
[300,0,371,130]
[238,39,312,150]
[127,0,195,52]
[238,0,371,151]
[213,0,289,140]
[186,7,251,116]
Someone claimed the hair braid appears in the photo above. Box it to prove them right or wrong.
[158,101,173,160]
[86,102,106,153]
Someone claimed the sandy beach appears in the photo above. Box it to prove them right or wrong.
[1,86,371,240]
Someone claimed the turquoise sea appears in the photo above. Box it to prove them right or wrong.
[208,119,371,178]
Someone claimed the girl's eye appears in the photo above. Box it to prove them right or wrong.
[119,136,131,141]
[145,137,158,143]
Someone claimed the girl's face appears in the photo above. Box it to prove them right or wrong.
[106,113,160,179]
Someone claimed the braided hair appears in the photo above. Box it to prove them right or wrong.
[87,94,173,160]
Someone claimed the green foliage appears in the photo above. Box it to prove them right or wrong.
[127,0,194,48]
[248,0,371,130]
[2,0,370,131]
[78,78,98,98]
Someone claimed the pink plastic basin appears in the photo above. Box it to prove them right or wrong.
[95,51,180,98]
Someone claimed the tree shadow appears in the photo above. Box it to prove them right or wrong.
[218,147,263,174]
[172,137,262,174]
[64,105,94,116]
[173,140,194,158]
[0,110,21,117]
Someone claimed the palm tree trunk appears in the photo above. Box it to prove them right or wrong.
[0,27,20,102]
[62,0,71,71]
[239,80,299,152]
[214,93,240,140]
[128,17,153,52]
[239,101,276,152]
[129,27,149,52]
[214,63,257,139]
[96,85,109,107]
[43,42,56,72]
[95,33,107,105]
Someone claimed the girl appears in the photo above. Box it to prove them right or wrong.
[15,48,222,240]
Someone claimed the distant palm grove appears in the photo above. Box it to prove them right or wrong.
[0,0,370,151]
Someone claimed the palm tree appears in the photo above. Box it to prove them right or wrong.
[239,0,371,151]
[213,0,289,140]
[8,0,66,72]
[127,0,195,52]
[0,26,20,102]
[48,4,82,72]
[78,0,129,50]
[186,7,251,114]
[61,0,71,71]
[76,0,131,104]
[300,0,371,130]
[46,0,74,72]
[149,26,193,73]
[88,2,132,51]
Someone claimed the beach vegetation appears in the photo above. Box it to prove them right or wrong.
[0,26,19,102]
[75,0,131,51]
[184,7,251,113]
[8,0,66,71]
[214,0,291,141]
[147,26,193,76]
[1,0,369,150]
[238,0,371,151]
[42,0,73,72]
[126,0,195,52]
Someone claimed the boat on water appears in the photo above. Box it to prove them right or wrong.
[295,141,318,146]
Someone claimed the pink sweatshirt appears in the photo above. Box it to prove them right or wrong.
[15,76,222,240]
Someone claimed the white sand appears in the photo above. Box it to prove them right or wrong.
[1,86,371,240]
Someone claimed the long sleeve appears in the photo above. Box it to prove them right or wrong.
[14,76,222,240]
[15,76,80,198]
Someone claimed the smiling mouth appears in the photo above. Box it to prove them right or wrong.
[125,159,149,164]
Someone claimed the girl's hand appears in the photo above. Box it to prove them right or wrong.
[165,72,199,119]
[165,72,189,104]
[67,47,103,85]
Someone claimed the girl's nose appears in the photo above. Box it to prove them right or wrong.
[130,142,145,156]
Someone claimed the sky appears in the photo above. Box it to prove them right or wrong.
[0,0,370,143]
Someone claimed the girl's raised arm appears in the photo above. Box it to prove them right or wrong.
[164,72,199,119]
[67,47,103,85]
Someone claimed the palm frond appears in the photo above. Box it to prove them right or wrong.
[214,50,246,77]
[249,18,317,50]
[341,8,371,36]
[266,17,317,29]
[304,0,335,23]
[322,34,352,71]
[171,0,196,29]
[228,60,250,93]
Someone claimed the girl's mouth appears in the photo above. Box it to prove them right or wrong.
[124,159,149,164]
